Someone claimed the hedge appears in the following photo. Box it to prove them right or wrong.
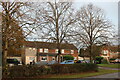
[3,65,51,78]
[63,55,74,60]
[51,63,98,74]
[3,63,98,78]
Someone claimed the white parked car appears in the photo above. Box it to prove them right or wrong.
[60,60,74,64]
[115,59,120,63]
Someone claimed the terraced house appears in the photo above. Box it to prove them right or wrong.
[22,41,78,64]
[79,44,120,60]
[100,45,120,59]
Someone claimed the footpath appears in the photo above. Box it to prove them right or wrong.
[98,67,120,70]
[87,67,120,79]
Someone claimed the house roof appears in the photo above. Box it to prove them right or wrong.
[24,41,78,50]
[79,45,120,57]
[102,45,120,52]
[110,46,120,52]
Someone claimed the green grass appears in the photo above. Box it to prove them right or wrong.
[98,64,120,68]
[49,69,119,78]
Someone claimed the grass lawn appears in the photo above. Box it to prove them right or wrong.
[98,64,120,68]
[48,69,119,78]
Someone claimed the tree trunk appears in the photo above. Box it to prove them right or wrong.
[3,41,8,67]
[36,48,39,62]
[57,49,61,63]
[89,45,93,63]
[58,55,61,63]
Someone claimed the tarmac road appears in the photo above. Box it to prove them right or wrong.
[87,72,120,78]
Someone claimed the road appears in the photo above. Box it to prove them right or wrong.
[87,72,120,78]
[99,67,120,70]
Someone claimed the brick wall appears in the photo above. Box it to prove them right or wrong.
[25,47,78,63]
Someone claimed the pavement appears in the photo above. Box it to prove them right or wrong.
[87,72,120,78]
[73,67,120,80]
[86,67,120,79]
[99,67,120,70]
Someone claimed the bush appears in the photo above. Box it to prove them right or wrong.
[50,63,98,74]
[109,58,116,60]
[101,59,109,64]
[3,63,98,78]
[2,65,51,78]
[95,56,103,64]
[63,55,74,60]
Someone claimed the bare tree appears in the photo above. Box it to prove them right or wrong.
[74,4,113,62]
[1,1,36,66]
[34,1,77,63]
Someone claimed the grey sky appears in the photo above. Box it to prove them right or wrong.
[73,1,118,32]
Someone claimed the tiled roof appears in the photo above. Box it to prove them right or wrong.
[110,46,119,52]
[24,41,78,50]
[102,45,120,52]
[79,45,120,57]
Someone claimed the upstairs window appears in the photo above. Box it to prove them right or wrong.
[103,50,108,54]
[71,50,74,54]
[55,49,58,53]
[29,47,36,50]
[33,48,36,50]
[61,49,64,53]
[44,49,48,53]
[29,47,32,50]
[39,48,43,53]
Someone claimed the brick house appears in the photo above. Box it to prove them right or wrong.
[22,41,78,64]
[80,44,120,60]
[100,45,120,59]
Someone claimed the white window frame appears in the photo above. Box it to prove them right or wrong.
[29,57,35,61]
[41,57,47,61]
[39,48,43,53]
[61,49,64,53]
[33,48,36,50]
[55,49,58,53]
[74,57,77,60]
[71,50,74,54]
[29,47,32,50]
[103,50,108,54]
[44,49,48,53]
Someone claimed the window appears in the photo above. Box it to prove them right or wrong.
[29,57,35,61]
[39,48,43,53]
[29,48,36,50]
[74,57,77,60]
[41,57,47,61]
[44,49,48,53]
[29,47,32,50]
[61,49,64,53]
[33,48,36,50]
[55,49,58,53]
[103,50,108,54]
[71,50,74,54]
